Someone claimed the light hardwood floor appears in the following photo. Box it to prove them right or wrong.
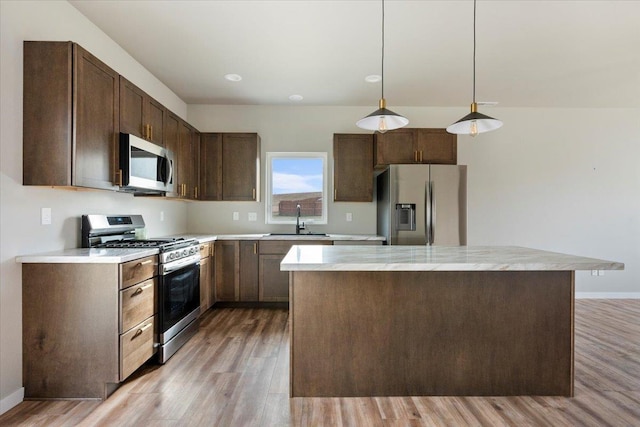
[2,300,639,426]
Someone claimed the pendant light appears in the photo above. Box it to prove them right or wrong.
[357,0,408,133]
[447,0,502,137]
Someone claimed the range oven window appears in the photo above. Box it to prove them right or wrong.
[160,262,200,334]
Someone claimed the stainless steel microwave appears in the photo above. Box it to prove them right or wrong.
[119,133,174,194]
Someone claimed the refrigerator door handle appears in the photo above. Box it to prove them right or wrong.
[425,180,431,245]
[430,181,436,245]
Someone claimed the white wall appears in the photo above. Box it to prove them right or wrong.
[188,104,639,296]
[0,1,190,412]
[2,0,638,416]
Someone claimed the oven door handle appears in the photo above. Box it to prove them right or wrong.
[162,254,200,275]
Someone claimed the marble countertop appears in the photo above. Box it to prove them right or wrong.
[280,245,625,272]
[169,233,384,242]
[16,234,384,264]
[16,248,159,264]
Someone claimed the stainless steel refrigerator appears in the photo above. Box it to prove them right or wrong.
[377,164,467,245]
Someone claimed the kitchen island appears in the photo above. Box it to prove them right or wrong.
[281,245,624,397]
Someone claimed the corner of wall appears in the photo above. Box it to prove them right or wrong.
[0,387,24,416]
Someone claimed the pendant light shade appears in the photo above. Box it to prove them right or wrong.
[447,0,502,137]
[357,0,408,133]
[356,99,409,133]
[447,103,503,137]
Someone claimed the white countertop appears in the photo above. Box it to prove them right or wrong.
[280,245,625,272]
[16,248,159,264]
[168,233,384,242]
[16,234,384,264]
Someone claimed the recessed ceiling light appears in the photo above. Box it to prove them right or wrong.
[224,74,242,82]
[289,94,304,101]
[365,75,382,83]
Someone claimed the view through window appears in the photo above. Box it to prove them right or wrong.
[266,153,327,224]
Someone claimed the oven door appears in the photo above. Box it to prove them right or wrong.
[158,259,200,343]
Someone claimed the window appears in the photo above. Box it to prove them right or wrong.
[265,152,328,225]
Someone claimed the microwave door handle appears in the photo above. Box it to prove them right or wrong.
[166,157,173,185]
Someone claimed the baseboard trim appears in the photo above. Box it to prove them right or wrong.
[0,387,24,415]
[576,292,640,299]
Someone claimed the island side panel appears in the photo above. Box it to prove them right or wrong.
[290,270,574,397]
[22,263,120,399]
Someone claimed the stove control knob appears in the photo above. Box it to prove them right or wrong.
[168,253,175,260]
[190,247,197,255]
[182,250,187,257]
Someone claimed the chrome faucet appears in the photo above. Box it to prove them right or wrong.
[296,204,305,234]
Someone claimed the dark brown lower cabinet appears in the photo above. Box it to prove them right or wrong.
[258,240,333,302]
[239,241,259,301]
[259,255,290,302]
[199,254,211,315]
[214,240,239,302]
[214,240,259,302]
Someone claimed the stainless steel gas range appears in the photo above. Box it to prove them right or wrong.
[82,214,200,363]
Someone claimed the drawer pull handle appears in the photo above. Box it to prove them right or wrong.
[132,282,154,296]
[137,260,153,267]
[132,322,153,339]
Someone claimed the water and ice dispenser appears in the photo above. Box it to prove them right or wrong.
[395,204,416,231]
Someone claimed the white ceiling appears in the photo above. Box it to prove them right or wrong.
[69,0,640,108]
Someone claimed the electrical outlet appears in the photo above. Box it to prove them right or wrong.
[591,270,598,276]
[346,212,353,222]
[248,212,257,222]
[41,207,51,225]
[233,212,240,221]
[598,270,605,276]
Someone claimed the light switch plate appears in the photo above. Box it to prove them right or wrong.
[41,207,52,225]
[233,212,240,221]
[346,212,353,222]
[248,212,257,222]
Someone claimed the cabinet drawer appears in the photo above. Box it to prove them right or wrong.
[259,240,332,255]
[120,255,157,289]
[120,316,155,380]
[120,278,155,333]
[199,242,211,259]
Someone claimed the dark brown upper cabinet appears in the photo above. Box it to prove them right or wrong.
[333,133,374,202]
[163,112,181,198]
[200,133,260,201]
[222,133,260,201]
[119,76,165,146]
[23,41,119,190]
[199,133,223,200]
[374,128,457,168]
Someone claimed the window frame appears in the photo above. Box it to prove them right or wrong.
[264,152,329,225]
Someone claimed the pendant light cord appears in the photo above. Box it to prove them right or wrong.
[472,0,476,104]
[381,0,385,100]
